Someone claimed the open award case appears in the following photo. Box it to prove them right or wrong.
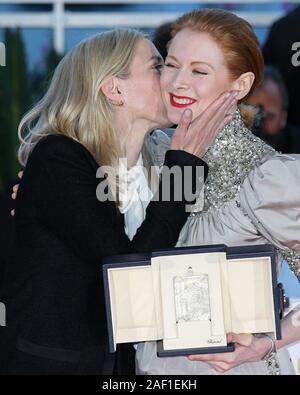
[103,244,284,356]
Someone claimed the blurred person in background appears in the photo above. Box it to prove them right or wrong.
[263,5,300,128]
[152,21,173,60]
[247,65,300,153]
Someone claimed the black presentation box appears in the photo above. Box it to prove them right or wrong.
[103,244,282,356]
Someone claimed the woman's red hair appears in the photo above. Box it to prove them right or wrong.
[171,9,264,127]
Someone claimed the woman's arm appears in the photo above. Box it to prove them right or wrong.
[187,308,300,374]
[16,135,206,264]
[276,307,300,349]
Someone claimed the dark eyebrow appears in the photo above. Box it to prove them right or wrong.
[166,55,214,70]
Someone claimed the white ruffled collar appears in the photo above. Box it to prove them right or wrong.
[118,153,154,240]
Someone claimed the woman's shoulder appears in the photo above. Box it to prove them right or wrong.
[239,152,300,203]
[237,153,300,271]
[28,134,97,168]
[32,134,87,155]
[243,152,300,188]
[238,153,300,234]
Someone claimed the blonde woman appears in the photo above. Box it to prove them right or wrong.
[136,9,300,375]
[0,29,235,374]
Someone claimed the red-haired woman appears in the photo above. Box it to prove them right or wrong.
[136,9,300,375]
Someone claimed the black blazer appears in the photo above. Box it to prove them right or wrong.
[0,135,207,375]
[0,183,15,291]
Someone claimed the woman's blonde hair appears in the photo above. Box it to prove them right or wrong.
[172,9,264,129]
[18,29,145,167]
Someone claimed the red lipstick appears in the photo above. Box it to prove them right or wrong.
[169,93,197,108]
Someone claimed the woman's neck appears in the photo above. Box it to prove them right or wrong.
[125,132,146,169]
[116,116,153,169]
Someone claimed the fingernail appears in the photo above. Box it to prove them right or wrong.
[231,91,239,98]
[183,109,192,118]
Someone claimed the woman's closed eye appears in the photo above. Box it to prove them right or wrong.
[164,62,177,68]
[192,70,208,76]
[153,63,164,73]
[165,63,208,76]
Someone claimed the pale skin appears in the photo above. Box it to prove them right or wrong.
[160,28,300,373]
[12,34,299,373]
[100,38,237,168]
[12,38,237,204]
[160,29,255,125]
[187,311,300,374]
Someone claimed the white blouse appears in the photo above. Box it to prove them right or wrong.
[118,153,153,241]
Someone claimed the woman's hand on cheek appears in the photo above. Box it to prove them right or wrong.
[186,333,272,373]
[170,90,238,158]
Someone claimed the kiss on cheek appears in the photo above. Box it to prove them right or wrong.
[160,29,238,124]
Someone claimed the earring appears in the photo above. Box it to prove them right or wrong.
[108,98,124,107]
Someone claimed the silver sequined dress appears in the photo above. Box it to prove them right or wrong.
[135,109,299,375]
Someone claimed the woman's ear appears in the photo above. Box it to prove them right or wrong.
[101,77,123,105]
[231,72,255,100]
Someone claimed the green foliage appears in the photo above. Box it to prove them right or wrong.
[0,29,62,192]
[0,27,28,191]
[30,47,62,104]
